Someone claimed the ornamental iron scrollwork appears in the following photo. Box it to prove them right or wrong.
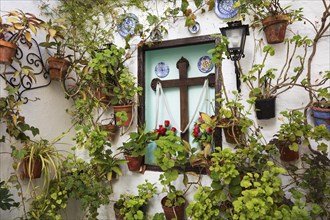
[0,33,51,103]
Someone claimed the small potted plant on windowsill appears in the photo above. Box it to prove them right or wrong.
[237,0,303,44]
[40,18,71,81]
[154,121,190,220]
[0,10,44,64]
[190,112,216,175]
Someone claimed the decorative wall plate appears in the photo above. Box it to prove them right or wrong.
[117,13,139,38]
[188,22,200,34]
[150,28,162,41]
[155,62,170,78]
[197,56,214,73]
[215,0,239,19]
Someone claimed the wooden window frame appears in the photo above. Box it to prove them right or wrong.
[137,35,222,172]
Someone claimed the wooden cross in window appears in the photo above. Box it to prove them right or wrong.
[151,56,215,141]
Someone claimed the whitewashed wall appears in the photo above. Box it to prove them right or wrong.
[0,0,329,219]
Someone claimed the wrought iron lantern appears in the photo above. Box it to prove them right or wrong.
[220,20,249,92]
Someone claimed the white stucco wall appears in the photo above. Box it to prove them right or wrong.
[0,0,329,219]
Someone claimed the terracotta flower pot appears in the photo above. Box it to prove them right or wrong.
[311,104,330,131]
[47,57,71,81]
[278,140,299,162]
[22,158,42,179]
[94,88,112,104]
[0,40,17,65]
[262,14,289,44]
[255,96,276,120]
[161,196,186,220]
[102,124,117,141]
[125,155,143,172]
[113,105,133,127]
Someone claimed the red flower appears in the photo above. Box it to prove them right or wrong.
[193,127,200,133]
[193,132,199,137]
[164,120,170,127]
[206,127,213,133]
[171,127,177,132]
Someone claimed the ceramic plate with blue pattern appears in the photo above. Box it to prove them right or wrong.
[198,56,214,73]
[155,62,170,78]
[117,13,139,38]
[215,0,239,19]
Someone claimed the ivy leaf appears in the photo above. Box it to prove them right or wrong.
[181,0,189,12]
[194,0,202,7]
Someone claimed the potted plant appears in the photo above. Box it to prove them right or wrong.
[154,123,190,220]
[100,117,118,142]
[190,112,216,175]
[11,138,63,188]
[0,10,44,64]
[113,180,157,220]
[238,0,303,44]
[40,18,71,81]
[307,71,330,131]
[119,125,158,172]
[242,36,312,119]
[270,110,312,162]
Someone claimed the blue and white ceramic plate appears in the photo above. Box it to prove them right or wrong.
[215,0,239,19]
[198,56,213,73]
[155,62,170,78]
[188,22,200,34]
[117,13,139,38]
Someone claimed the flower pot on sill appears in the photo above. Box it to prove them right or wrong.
[255,96,276,119]
[47,57,70,81]
[311,105,330,131]
[278,140,299,162]
[262,14,289,44]
[125,155,143,172]
[113,105,133,127]
[161,196,186,220]
[22,158,42,179]
[113,204,124,220]
[0,40,17,65]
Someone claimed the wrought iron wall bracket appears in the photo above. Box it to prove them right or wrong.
[0,34,52,103]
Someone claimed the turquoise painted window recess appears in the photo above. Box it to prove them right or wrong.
[144,43,216,165]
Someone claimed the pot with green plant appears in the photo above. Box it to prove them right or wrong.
[154,125,190,220]
[242,36,312,119]
[271,110,312,162]
[113,180,157,220]
[306,71,330,131]
[0,10,44,64]
[40,18,71,81]
[119,125,158,172]
[11,138,63,189]
[238,0,303,44]
[190,112,216,175]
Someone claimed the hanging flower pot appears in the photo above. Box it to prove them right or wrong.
[101,123,118,141]
[113,105,133,127]
[161,196,186,220]
[0,40,17,65]
[262,14,289,44]
[124,155,143,172]
[278,140,299,162]
[310,104,330,131]
[223,122,242,144]
[47,57,71,81]
[255,96,276,119]
[22,158,42,179]
[94,88,112,104]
